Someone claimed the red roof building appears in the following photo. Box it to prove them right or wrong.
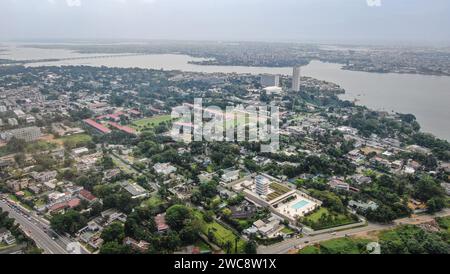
[108,122,137,135]
[67,198,81,208]
[83,119,112,134]
[154,214,170,233]
[79,189,97,202]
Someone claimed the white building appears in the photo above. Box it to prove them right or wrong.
[0,126,42,142]
[292,67,301,92]
[153,163,177,176]
[13,109,26,119]
[255,175,269,196]
[7,118,18,126]
[260,74,280,87]
[221,169,240,183]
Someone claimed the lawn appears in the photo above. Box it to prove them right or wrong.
[301,207,358,230]
[142,196,165,209]
[8,194,19,203]
[0,243,17,251]
[298,238,371,254]
[194,239,212,253]
[26,140,58,153]
[34,199,46,208]
[57,133,92,146]
[304,207,329,222]
[194,211,246,254]
[50,133,92,149]
[281,226,296,235]
[131,115,173,131]
[298,245,320,254]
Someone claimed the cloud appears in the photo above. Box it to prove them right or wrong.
[66,0,81,7]
[366,0,381,7]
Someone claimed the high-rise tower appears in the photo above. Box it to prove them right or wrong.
[292,66,301,92]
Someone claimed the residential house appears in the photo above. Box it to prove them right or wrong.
[155,214,170,233]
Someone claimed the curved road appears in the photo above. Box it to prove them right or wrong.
[258,209,450,254]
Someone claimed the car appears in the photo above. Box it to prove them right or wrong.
[304,241,309,244]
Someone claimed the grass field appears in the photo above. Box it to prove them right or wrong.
[298,237,371,254]
[26,140,58,153]
[304,207,329,222]
[302,207,358,230]
[194,211,246,254]
[59,133,92,143]
[131,115,172,131]
[52,133,92,149]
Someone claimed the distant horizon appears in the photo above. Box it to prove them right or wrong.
[1,0,450,47]
[2,38,450,48]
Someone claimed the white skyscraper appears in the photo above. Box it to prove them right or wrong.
[292,66,301,92]
[255,175,269,196]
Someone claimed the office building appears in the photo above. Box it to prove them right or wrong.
[292,67,301,92]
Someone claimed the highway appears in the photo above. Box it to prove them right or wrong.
[1,196,90,254]
[0,198,68,254]
[258,208,450,254]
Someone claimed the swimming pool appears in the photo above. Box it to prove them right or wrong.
[292,200,310,210]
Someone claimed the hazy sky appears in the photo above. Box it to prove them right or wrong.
[1,0,449,45]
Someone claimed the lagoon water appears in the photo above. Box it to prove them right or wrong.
[2,44,450,141]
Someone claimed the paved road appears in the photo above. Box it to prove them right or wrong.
[258,209,450,254]
[0,199,68,254]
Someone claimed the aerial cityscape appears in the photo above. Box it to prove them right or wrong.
[0,0,449,266]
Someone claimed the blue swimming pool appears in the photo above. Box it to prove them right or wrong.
[292,200,310,210]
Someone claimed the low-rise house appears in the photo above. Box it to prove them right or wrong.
[123,237,150,253]
[230,203,257,219]
[221,169,240,183]
[79,232,103,250]
[0,228,16,245]
[252,218,280,238]
[101,209,127,225]
[103,168,121,181]
[121,182,149,199]
[328,178,350,191]
[30,170,58,183]
[353,175,372,185]
[43,180,57,190]
[6,179,29,192]
[48,198,81,214]
[198,172,214,184]
[349,200,379,212]
[78,189,98,203]
[155,214,170,233]
[153,163,177,176]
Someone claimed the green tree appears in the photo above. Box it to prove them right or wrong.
[101,222,125,243]
[50,210,87,235]
[165,205,191,231]
[244,241,257,254]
